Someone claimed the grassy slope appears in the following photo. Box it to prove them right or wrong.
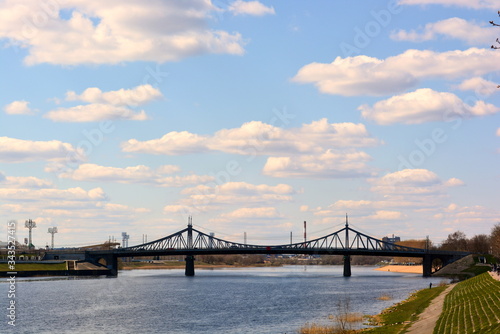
[0,262,67,271]
[362,286,446,334]
[434,273,500,334]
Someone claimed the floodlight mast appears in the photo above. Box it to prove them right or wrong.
[48,227,58,249]
[25,219,37,250]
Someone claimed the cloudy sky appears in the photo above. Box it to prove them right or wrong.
[1,0,499,248]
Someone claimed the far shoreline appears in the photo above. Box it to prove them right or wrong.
[374,264,423,274]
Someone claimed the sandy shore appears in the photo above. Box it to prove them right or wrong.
[375,265,423,274]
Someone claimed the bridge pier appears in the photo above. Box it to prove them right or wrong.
[185,255,195,276]
[343,254,351,277]
[423,254,432,277]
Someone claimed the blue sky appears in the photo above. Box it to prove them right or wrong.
[1,0,499,248]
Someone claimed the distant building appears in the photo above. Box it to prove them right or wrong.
[382,235,401,243]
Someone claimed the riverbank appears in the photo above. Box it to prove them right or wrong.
[374,264,422,274]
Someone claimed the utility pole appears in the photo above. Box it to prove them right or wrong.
[25,219,37,250]
[47,227,58,249]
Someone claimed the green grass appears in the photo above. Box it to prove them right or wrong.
[461,265,492,276]
[0,262,67,271]
[363,286,446,334]
[434,273,500,334]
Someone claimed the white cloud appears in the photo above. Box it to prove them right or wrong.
[221,207,282,219]
[497,128,500,136]
[123,131,208,155]
[262,150,374,178]
[0,0,244,65]
[123,118,381,155]
[360,88,500,125]
[0,186,107,202]
[4,100,36,115]
[455,77,499,96]
[397,0,498,10]
[59,163,213,187]
[368,210,404,220]
[369,169,457,197]
[0,137,84,163]
[228,1,275,16]
[45,103,148,122]
[66,84,163,106]
[123,119,380,179]
[0,172,54,189]
[391,18,497,45]
[293,48,500,96]
[444,178,465,187]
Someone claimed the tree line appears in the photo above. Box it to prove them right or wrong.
[437,223,500,257]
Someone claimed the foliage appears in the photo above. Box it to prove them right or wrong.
[434,273,500,334]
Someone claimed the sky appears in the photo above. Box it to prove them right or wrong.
[0,0,499,248]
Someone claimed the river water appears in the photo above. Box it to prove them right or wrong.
[2,266,445,334]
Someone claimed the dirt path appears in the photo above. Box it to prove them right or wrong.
[405,284,456,334]
[489,271,500,281]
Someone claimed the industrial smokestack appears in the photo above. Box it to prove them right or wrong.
[304,221,307,243]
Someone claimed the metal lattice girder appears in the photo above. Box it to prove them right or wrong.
[123,225,426,253]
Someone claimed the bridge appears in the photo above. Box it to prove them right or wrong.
[86,216,469,277]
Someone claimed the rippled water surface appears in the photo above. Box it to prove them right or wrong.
[3,266,445,333]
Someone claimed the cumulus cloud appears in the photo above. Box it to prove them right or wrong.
[368,210,404,220]
[360,88,499,125]
[369,169,461,197]
[123,119,380,179]
[221,207,282,219]
[44,84,163,122]
[228,1,275,16]
[397,0,498,10]
[292,48,500,96]
[4,100,36,115]
[455,77,499,96]
[444,178,465,187]
[66,84,162,106]
[122,118,381,155]
[0,172,54,189]
[391,18,497,45]
[0,186,108,202]
[45,104,148,122]
[180,181,295,206]
[0,137,84,163]
[262,150,374,178]
[59,163,213,187]
[0,0,244,65]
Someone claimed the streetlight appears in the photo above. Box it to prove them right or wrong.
[25,219,37,250]
[48,227,58,249]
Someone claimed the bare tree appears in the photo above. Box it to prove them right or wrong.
[441,231,468,252]
[491,223,500,259]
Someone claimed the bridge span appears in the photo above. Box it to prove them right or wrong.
[86,218,469,277]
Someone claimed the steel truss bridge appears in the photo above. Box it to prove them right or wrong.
[86,218,469,277]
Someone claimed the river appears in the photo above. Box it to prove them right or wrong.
[2,266,445,334]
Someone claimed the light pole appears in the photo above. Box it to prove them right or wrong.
[25,219,37,250]
[48,227,58,249]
